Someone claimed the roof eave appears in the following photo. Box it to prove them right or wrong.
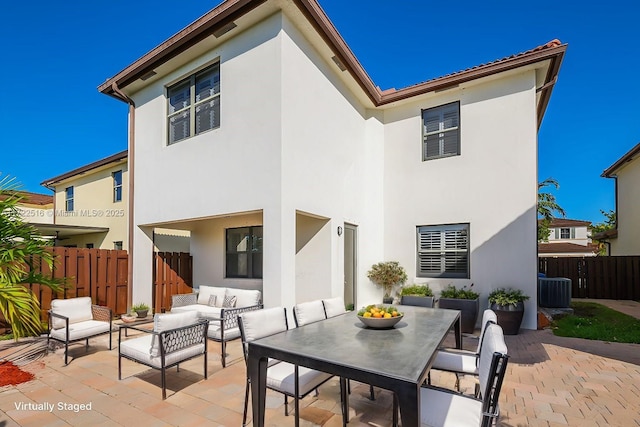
[601,142,640,177]
[40,150,128,188]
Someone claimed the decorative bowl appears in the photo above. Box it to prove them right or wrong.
[357,314,403,329]
[121,314,137,323]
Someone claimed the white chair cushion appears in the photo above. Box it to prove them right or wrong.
[431,349,478,375]
[197,286,227,307]
[420,386,482,427]
[240,307,287,342]
[50,320,110,342]
[478,323,508,393]
[50,297,93,329]
[267,361,333,396]
[171,304,222,319]
[227,288,261,308]
[150,311,199,357]
[120,335,205,369]
[322,297,347,318]
[294,300,326,326]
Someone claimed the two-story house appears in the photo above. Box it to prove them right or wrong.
[538,218,598,257]
[98,0,566,329]
[597,142,640,255]
[7,191,54,224]
[40,150,189,252]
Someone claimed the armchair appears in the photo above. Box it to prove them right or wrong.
[48,297,113,365]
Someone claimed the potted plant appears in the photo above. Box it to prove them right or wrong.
[487,288,530,335]
[400,284,434,307]
[367,261,408,304]
[438,284,480,334]
[131,303,150,318]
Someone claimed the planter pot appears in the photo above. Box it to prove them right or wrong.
[438,298,479,334]
[400,295,434,308]
[135,310,148,318]
[382,297,394,304]
[490,302,524,335]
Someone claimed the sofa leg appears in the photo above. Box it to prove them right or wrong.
[162,369,167,400]
[86,338,89,350]
[65,342,69,365]
[118,354,122,380]
[221,340,226,368]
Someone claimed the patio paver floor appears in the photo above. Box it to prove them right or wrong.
[1,307,640,426]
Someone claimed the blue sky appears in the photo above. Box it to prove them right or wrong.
[1,1,638,225]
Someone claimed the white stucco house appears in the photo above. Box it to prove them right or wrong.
[538,218,598,257]
[98,0,566,330]
[597,142,640,255]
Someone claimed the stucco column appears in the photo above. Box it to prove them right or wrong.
[132,225,154,309]
[263,207,296,310]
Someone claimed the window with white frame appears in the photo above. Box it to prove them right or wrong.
[113,170,123,202]
[167,62,220,145]
[226,226,263,278]
[417,223,469,278]
[65,186,74,211]
[422,102,460,161]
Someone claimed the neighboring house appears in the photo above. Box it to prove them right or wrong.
[538,218,598,257]
[39,150,189,251]
[7,191,54,224]
[98,0,566,330]
[597,142,640,255]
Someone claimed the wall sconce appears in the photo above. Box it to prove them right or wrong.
[337,226,343,236]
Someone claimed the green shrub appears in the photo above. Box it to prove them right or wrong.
[488,288,529,307]
[439,284,479,300]
[400,284,433,297]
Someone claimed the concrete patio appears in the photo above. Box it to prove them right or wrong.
[1,305,640,427]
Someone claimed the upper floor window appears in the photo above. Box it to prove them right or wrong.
[558,227,575,239]
[422,102,460,161]
[167,62,220,145]
[226,226,263,279]
[417,223,469,278]
[113,170,123,202]
[65,186,74,211]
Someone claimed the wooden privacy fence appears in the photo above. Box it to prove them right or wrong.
[22,247,129,321]
[539,256,640,300]
[153,252,193,314]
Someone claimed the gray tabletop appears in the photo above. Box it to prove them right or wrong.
[250,305,460,384]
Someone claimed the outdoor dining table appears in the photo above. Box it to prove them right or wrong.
[247,305,461,427]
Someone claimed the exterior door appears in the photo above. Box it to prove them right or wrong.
[344,224,357,309]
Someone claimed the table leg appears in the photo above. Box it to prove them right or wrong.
[454,316,462,349]
[340,377,349,425]
[248,351,267,427]
[396,383,420,427]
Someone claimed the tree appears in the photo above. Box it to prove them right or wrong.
[590,209,616,255]
[0,175,64,339]
[537,177,566,241]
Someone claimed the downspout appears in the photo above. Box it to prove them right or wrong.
[110,82,136,309]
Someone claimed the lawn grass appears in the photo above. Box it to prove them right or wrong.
[552,302,640,344]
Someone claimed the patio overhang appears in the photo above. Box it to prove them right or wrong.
[30,223,109,239]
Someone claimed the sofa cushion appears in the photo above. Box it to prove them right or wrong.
[208,324,241,341]
[197,286,226,307]
[50,297,93,330]
[227,288,261,308]
[172,304,222,319]
[150,311,199,357]
[223,295,237,308]
[208,295,217,307]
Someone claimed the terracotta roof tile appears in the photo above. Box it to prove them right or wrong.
[538,242,598,254]
[0,191,53,206]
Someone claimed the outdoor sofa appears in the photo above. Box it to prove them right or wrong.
[171,285,262,367]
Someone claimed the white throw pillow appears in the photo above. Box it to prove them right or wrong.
[208,295,217,307]
[223,295,237,308]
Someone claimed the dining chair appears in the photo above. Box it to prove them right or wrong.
[292,300,327,327]
[238,307,343,427]
[320,297,376,402]
[322,297,348,318]
[393,322,509,427]
[430,309,498,393]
